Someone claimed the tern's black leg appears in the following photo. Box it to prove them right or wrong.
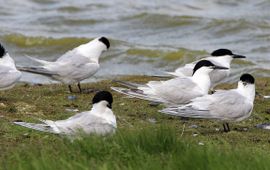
[68,85,73,93]
[223,123,230,132]
[223,123,227,132]
[226,123,230,132]
[77,82,82,93]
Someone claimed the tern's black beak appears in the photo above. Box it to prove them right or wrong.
[213,65,229,70]
[232,54,246,59]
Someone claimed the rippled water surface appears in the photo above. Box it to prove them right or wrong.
[0,0,270,83]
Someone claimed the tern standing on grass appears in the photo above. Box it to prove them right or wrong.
[112,60,228,105]
[166,49,246,89]
[0,43,21,90]
[14,91,116,136]
[160,74,255,132]
[18,37,110,93]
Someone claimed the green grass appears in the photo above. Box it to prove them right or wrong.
[3,127,270,170]
[0,75,270,169]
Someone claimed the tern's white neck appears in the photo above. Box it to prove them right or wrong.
[192,68,211,94]
[92,101,110,115]
[77,39,107,63]
[91,101,116,127]
[237,82,255,102]
[0,53,16,69]
[208,55,233,68]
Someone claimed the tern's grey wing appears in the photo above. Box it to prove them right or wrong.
[174,63,195,77]
[56,48,98,63]
[209,69,230,87]
[203,57,230,86]
[0,66,21,89]
[173,56,212,77]
[147,77,203,104]
[208,90,253,121]
[162,90,253,121]
[81,122,116,135]
[56,49,80,62]
[55,114,115,135]
[56,51,94,65]
[46,56,99,83]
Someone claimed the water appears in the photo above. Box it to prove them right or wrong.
[0,0,270,83]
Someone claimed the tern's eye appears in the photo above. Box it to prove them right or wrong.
[107,103,112,109]
[243,82,247,86]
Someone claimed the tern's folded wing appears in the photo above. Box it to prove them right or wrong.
[148,77,202,104]
[55,114,116,135]
[161,90,253,121]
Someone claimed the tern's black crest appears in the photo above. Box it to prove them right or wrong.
[98,37,110,49]
[193,60,215,75]
[240,74,255,84]
[0,43,7,58]
[211,49,233,56]
[92,91,113,108]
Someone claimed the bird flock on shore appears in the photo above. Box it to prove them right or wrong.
[0,36,263,136]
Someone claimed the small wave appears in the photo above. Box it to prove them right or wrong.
[37,16,98,26]
[3,34,91,47]
[30,0,58,4]
[123,13,203,28]
[201,18,258,36]
[58,4,107,13]
[126,47,207,62]
[57,6,83,13]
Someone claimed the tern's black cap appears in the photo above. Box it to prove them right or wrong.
[240,74,255,84]
[92,91,113,108]
[193,60,215,75]
[211,49,233,56]
[98,37,110,49]
[0,43,7,58]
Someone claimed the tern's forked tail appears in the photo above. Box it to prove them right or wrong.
[13,121,58,134]
[160,106,223,120]
[25,55,51,65]
[17,66,57,77]
[111,86,163,103]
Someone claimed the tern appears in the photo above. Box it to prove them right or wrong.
[18,37,110,93]
[0,43,21,90]
[14,91,117,136]
[161,49,246,89]
[112,60,228,105]
[160,73,255,132]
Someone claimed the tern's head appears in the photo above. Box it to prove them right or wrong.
[193,60,228,76]
[92,91,113,109]
[98,37,110,50]
[0,43,7,58]
[211,49,246,59]
[238,73,255,88]
[238,74,255,100]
